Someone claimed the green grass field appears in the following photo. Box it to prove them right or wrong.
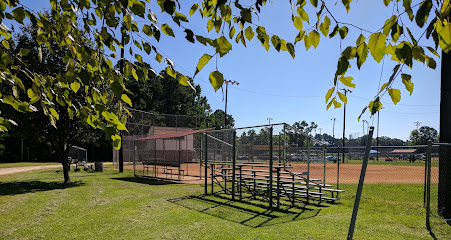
[0,162,60,169]
[0,165,449,239]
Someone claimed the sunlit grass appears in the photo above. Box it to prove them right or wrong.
[0,165,449,239]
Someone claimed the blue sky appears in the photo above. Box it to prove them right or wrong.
[21,0,441,140]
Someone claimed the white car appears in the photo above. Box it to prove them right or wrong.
[326,156,339,162]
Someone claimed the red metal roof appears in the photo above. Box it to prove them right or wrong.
[134,128,214,141]
[391,149,416,154]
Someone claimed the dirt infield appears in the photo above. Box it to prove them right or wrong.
[129,162,436,184]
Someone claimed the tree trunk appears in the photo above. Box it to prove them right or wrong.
[439,49,451,218]
[55,143,71,184]
[62,159,71,184]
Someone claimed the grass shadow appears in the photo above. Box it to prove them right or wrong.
[112,176,181,185]
[168,194,321,228]
[0,181,84,196]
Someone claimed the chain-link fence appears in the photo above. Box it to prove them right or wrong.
[113,108,197,165]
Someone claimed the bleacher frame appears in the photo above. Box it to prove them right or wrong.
[201,124,344,209]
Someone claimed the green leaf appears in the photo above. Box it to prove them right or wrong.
[244,26,254,41]
[335,56,349,76]
[342,0,351,12]
[229,26,236,39]
[427,46,440,57]
[333,99,342,108]
[438,20,451,53]
[310,30,320,48]
[213,36,232,57]
[155,52,163,63]
[194,54,212,77]
[184,29,195,43]
[132,68,139,80]
[342,46,356,59]
[70,82,81,93]
[329,25,339,38]
[143,42,151,54]
[338,91,347,104]
[368,98,382,114]
[379,83,388,93]
[388,88,401,105]
[383,0,391,6]
[12,7,25,23]
[293,16,303,31]
[356,34,368,69]
[403,0,414,21]
[163,0,176,15]
[319,16,330,36]
[325,87,334,103]
[121,94,132,107]
[310,0,318,7]
[294,31,305,44]
[271,35,281,51]
[368,32,387,63]
[401,74,414,95]
[339,76,356,88]
[49,108,59,121]
[358,106,368,121]
[339,26,348,39]
[304,34,311,50]
[297,7,309,23]
[426,57,436,69]
[209,71,224,92]
[177,74,190,87]
[190,4,199,16]
[287,43,295,59]
[166,66,176,79]
[415,0,432,28]
[1,39,9,49]
[161,24,175,37]
[383,15,398,36]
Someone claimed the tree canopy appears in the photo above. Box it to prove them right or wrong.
[409,125,438,145]
[0,0,450,149]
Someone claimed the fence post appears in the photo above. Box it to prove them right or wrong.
[347,127,374,240]
[204,133,208,195]
[232,130,236,200]
[269,126,273,209]
[426,140,432,231]
[307,137,311,204]
[323,144,326,185]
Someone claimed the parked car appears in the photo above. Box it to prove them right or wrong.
[237,154,250,160]
[326,156,338,163]
[415,154,426,160]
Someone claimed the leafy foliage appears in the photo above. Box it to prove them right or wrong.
[1,0,451,153]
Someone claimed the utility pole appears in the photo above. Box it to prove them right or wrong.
[341,89,352,163]
[224,80,239,128]
[414,121,422,130]
[318,128,322,141]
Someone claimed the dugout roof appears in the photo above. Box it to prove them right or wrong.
[134,128,214,141]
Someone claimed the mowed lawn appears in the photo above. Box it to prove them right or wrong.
[0,165,449,239]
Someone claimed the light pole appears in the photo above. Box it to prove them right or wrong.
[362,120,369,136]
[267,117,273,125]
[331,118,336,139]
[224,80,239,128]
[341,89,352,163]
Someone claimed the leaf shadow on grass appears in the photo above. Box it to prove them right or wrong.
[112,177,181,185]
[168,194,322,228]
[0,181,84,196]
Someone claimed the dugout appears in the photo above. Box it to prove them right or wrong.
[133,128,212,180]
